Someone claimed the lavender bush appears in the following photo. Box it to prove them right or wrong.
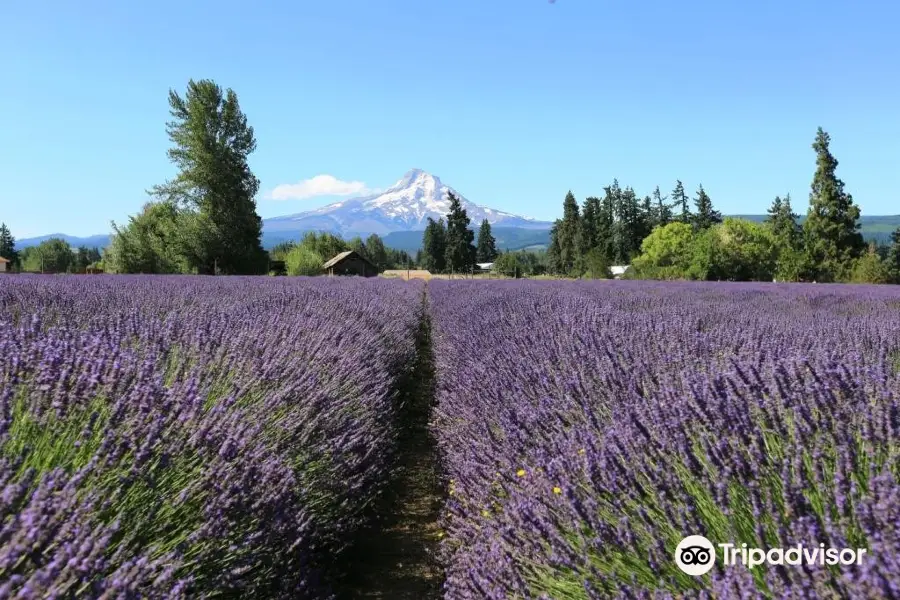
[429,280,900,598]
[0,275,423,598]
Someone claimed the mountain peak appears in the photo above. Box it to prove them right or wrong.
[264,169,552,237]
[391,168,442,191]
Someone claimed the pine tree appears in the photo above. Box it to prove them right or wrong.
[0,223,18,268]
[887,227,900,283]
[692,184,722,230]
[444,192,476,273]
[546,221,563,274]
[475,219,499,262]
[766,194,801,249]
[150,79,266,274]
[580,196,600,255]
[671,180,691,223]
[557,191,581,274]
[652,186,672,227]
[421,217,447,273]
[803,127,865,281]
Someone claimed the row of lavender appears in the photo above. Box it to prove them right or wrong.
[429,280,900,598]
[0,276,423,598]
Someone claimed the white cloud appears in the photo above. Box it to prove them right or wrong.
[269,175,374,201]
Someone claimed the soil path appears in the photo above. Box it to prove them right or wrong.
[337,302,444,599]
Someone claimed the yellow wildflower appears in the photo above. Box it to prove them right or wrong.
[553,486,562,495]
[516,469,526,477]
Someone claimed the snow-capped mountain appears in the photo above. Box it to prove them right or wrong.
[263,169,552,237]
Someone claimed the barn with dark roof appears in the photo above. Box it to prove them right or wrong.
[322,250,378,277]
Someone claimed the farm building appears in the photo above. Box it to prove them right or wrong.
[0,257,9,272]
[476,262,494,271]
[322,250,378,277]
[382,269,432,281]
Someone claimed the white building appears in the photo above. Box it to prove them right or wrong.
[476,262,494,271]
[610,265,630,279]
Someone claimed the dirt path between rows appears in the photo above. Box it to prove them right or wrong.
[337,301,444,599]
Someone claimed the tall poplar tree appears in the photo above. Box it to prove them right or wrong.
[150,79,266,274]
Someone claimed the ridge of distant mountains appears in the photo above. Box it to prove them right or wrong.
[14,169,900,253]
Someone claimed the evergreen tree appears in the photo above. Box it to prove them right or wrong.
[0,223,18,268]
[851,242,891,284]
[652,186,672,228]
[692,184,722,230]
[150,79,266,274]
[557,191,581,274]
[364,234,388,272]
[671,180,691,223]
[421,217,447,273]
[546,221,563,274]
[887,227,900,283]
[475,219,499,262]
[444,192,477,273]
[347,236,367,258]
[766,194,801,249]
[640,195,655,234]
[802,127,865,281]
[580,196,601,254]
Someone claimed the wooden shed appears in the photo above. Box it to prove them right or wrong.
[0,257,9,273]
[322,250,378,277]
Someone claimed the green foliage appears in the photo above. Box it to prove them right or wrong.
[21,238,74,273]
[0,222,19,268]
[269,241,296,262]
[671,180,691,223]
[887,227,900,283]
[708,218,777,281]
[581,248,611,279]
[652,186,673,227]
[492,250,547,277]
[285,245,325,276]
[631,222,697,279]
[444,192,476,273]
[72,246,102,272]
[556,191,582,273]
[108,202,188,274]
[803,127,865,282]
[851,244,891,284]
[298,232,348,262]
[692,184,722,230]
[146,79,267,275]
[421,217,447,273]
[476,219,498,262]
[364,234,388,272]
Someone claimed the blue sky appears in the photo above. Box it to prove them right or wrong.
[2,0,898,238]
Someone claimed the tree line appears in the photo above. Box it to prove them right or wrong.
[269,231,413,276]
[543,127,900,284]
[0,227,102,274]
[416,193,499,274]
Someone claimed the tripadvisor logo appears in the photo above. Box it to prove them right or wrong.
[675,535,716,576]
[674,535,868,576]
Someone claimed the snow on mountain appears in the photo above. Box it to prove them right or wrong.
[263,169,552,237]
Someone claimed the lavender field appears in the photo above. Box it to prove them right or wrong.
[0,276,424,598]
[2,276,900,598]
[430,280,900,599]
